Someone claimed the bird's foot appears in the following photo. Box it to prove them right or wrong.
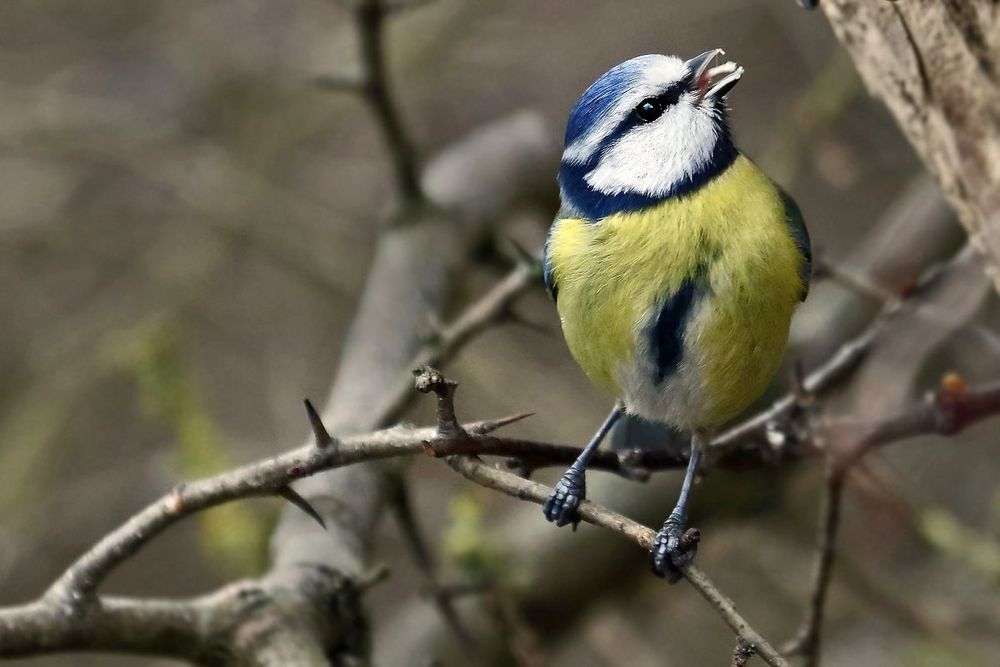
[543,467,586,529]
[650,514,700,583]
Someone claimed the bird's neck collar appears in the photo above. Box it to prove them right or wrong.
[557,121,738,220]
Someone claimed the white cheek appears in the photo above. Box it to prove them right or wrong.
[564,55,688,165]
[583,105,720,197]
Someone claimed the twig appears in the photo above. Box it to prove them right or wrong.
[714,245,979,459]
[353,0,423,205]
[780,374,1000,664]
[317,0,424,204]
[39,412,543,608]
[834,375,1000,468]
[411,368,790,667]
[780,462,845,664]
[375,260,541,428]
[9,264,1000,660]
[20,344,1000,629]
[446,455,790,667]
[383,471,480,651]
[5,368,1000,658]
[711,312,883,454]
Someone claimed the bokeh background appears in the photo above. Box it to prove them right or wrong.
[1,1,997,666]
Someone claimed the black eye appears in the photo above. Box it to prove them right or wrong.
[635,97,664,122]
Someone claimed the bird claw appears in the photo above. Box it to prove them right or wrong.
[543,468,586,528]
[650,516,697,583]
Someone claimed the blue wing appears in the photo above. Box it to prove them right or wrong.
[780,190,812,301]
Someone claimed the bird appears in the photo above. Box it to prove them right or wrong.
[541,50,811,581]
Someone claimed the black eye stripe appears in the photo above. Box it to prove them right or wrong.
[658,84,683,106]
[635,98,664,122]
[633,83,686,122]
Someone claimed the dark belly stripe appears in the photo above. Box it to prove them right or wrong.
[650,277,701,384]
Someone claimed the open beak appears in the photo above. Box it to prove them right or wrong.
[685,49,744,102]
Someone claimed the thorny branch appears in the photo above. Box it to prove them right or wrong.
[4,0,998,663]
[415,365,1000,667]
[413,367,792,667]
[7,242,1000,661]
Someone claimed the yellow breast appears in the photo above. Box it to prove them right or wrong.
[548,155,806,429]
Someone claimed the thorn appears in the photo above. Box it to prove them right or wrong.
[278,486,326,530]
[790,359,812,407]
[467,411,534,435]
[304,399,334,448]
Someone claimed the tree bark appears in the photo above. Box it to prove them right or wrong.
[821,1,1000,285]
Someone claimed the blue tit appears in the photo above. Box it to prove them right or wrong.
[541,50,811,581]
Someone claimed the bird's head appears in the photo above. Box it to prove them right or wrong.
[559,50,744,217]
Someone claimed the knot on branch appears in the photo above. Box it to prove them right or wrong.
[731,638,757,667]
[679,527,701,554]
[762,363,822,460]
[413,366,466,446]
[933,372,968,435]
[323,572,371,660]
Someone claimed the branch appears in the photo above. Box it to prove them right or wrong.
[709,304,883,455]
[780,462,845,664]
[409,368,790,667]
[7,227,995,663]
[353,0,423,204]
[448,436,791,666]
[833,375,1000,469]
[0,571,368,663]
[430,366,1000,667]
[780,372,1000,665]
[0,108,553,661]
[6,333,1000,659]
[382,471,480,652]
[375,259,542,428]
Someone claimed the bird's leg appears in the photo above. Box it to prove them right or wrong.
[542,403,623,529]
[651,431,706,582]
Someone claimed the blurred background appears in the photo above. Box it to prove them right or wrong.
[1,1,997,665]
